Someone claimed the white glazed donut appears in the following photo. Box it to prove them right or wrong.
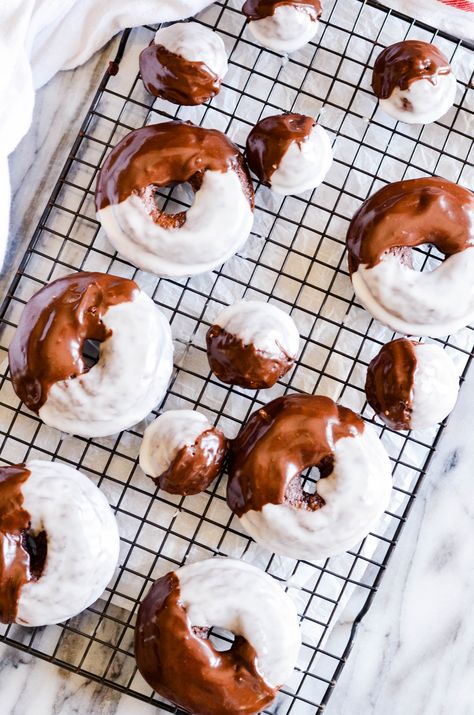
[243,0,322,53]
[228,394,392,560]
[365,338,460,431]
[95,122,255,278]
[372,40,457,124]
[140,23,228,105]
[0,460,120,627]
[246,113,332,196]
[347,177,474,338]
[8,272,173,438]
[206,300,300,389]
[140,410,227,495]
[135,558,301,714]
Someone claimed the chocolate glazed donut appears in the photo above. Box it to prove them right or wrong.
[243,0,322,22]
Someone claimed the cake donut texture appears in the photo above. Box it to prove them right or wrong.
[372,40,457,124]
[365,338,459,431]
[140,23,228,106]
[95,122,254,278]
[135,558,301,714]
[0,461,119,627]
[246,113,333,195]
[206,300,300,389]
[347,177,474,337]
[243,0,322,53]
[139,410,227,495]
[227,394,392,560]
[8,272,173,438]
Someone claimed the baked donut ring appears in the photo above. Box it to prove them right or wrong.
[8,272,173,438]
[95,121,255,278]
[347,177,474,337]
[227,394,392,560]
[0,461,119,627]
[135,558,301,715]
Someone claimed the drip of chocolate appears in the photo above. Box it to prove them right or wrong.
[365,338,418,431]
[8,272,137,413]
[372,40,452,100]
[95,121,254,211]
[206,325,295,389]
[242,0,322,22]
[153,428,227,495]
[227,394,363,517]
[135,572,276,715]
[346,177,474,273]
[140,44,222,106]
[246,113,315,185]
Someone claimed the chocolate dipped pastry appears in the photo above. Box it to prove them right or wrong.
[140,23,228,106]
[346,176,474,337]
[206,300,300,389]
[372,40,457,124]
[246,113,332,195]
[139,410,227,495]
[135,558,301,715]
[227,393,392,560]
[365,338,459,431]
[243,0,322,53]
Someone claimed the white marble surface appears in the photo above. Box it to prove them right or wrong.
[1,33,474,715]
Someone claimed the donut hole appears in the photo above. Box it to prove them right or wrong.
[193,625,235,652]
[22,528,47,580]
[285,456,334,511]
[140,180,197,229]
[82,338,101,369]
[387,244,444,273]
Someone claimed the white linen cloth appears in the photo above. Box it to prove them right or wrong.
[378,0,474,41]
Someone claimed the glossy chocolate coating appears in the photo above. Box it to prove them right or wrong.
[206,325,294,389]
[246,113,315,185]
[346,177,474,273]
[154,427,227,495]
[372,40,452,100]
[95,121,254,212]
[135,572,276,715]
[365,338,417,431]
[140,43,222,106]
[243,0,322,21]
[8,272,137,413]
[227,393,363,516]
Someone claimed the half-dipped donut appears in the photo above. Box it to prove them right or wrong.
[227,394,392,560]
[8,272,173,438]
[0,461,119,627]
[347,177,474,337]
[95,121,255,278]
[243,0,322,53]
[135,558,301,714]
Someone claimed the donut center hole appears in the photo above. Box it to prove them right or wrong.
[387,244,444,272]
[82,338,101,369]
[193,625,235,652]
[22,528,47,580]
[286,456,334,511]
[140,180,198,229]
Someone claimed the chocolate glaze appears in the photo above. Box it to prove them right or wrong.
[153,427,227,495]
[243,0,322,22]
[95,122,254,216]
[246,113,315,186]
[227,394,364,517]
[372,40,452,100]
[135,572,276,715]
[365,338,418,431]
[140,43,222,106]
[9,272,137,413]
[346,177,474,273]
[206,325,295,389]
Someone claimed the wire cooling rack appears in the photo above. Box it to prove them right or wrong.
[0,0,473,712]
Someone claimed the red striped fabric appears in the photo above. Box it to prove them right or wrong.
[439,0,474,9]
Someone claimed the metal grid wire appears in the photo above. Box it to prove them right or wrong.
[0,0,473,712]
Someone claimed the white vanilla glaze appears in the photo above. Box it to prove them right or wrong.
[351,248,474,338]
[140,409,213,478]
[239,423,392,560]
[177,558,301,687]
[97,169,254,278]
[410,343,460,430]
[378,73,457,124]
[154,23,228,80]
[39,291,173,438]
[247,4,319,53]
[213,300,300,358]
[16,460,120,627]
[270,123,333,196]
